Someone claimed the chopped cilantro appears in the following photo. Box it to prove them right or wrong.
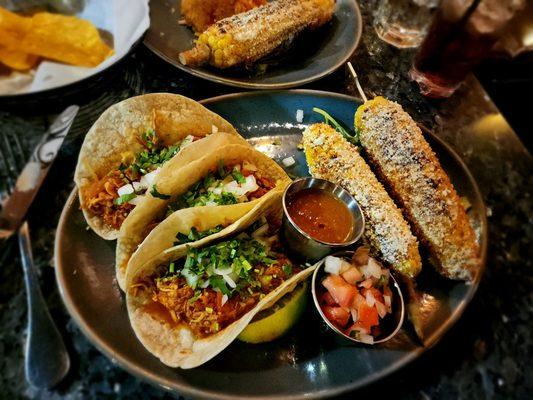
[150,185,171,199]
[209,276,231,295]
[114,193,136,205]
[174,225,225,245]
[188,290,201,303]
[282,264,292,276]
[166,232,282,298]
[231,167,246,184]
[117,130,182,181]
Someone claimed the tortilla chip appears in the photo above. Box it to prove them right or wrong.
[0,45,38,70]
[0,7,113,67]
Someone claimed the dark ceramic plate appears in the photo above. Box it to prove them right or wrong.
[55,90,487,399]
[143,0,362,89]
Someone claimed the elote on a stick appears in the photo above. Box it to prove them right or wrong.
[355,97,480,281]
[179,0,334,69]
[303,123,422,279]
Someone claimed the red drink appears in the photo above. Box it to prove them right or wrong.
[410,0,525,98]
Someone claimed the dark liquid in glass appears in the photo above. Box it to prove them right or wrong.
[411,0,524,98]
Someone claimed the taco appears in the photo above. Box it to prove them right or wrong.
[75,93,246,240]
[125,207,315,368]
[115,143,291,289]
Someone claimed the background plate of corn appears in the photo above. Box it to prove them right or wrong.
[143,0,362,89]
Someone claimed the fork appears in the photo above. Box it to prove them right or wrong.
[0,131,70,389]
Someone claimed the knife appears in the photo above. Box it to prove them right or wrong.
[0,105,79,239]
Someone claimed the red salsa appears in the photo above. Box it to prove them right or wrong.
[287,188,354,243]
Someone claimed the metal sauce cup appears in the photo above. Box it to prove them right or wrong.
[282,178,365,262]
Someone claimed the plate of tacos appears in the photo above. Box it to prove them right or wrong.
[55,91,487,398]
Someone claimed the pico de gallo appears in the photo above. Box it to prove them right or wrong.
[318,247,393,344]
[82,130,201,230]
[130,218,301,338]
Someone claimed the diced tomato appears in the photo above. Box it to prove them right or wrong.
[361,287,384,304]
[322,306,350,328]
[320,291,336,306]
[357,301,379,332]
[341,267,363,285]
[322,275,358,308]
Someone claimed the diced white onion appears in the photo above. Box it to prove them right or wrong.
[209,186,223,195]
[223,274,237,289]
[205,200,217,206]
[359,333,374,344]
[180,135,194,150]
[139,167,160,189]
[365,290,376,307]
[325,256,353,276]
[351,309,358,322]
[128,194,143,206]
[132,181,143,192]
[211,125,219,134]
[181,268,198,288]
[221,294,228,306]
[251,223,269,239]
[361,258,382,279]
[117,183,134,197]
[282,156,296,167]
[223,175,258,197]
[296,109,304,123]
[213,266,233,275]
[324,256,342,275]
[375,300,387,318]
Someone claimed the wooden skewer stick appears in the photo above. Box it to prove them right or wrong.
[347,62,368,103]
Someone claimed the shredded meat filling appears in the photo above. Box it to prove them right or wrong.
[82,171,133,230]
[140,255,299,338]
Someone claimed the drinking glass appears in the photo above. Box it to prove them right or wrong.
[374,0,440,48]
[410,0,526,98]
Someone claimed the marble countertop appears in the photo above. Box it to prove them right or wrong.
[0,1,531,399]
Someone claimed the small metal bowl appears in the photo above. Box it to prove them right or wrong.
[311,251,405,345]
[282,177,365,262]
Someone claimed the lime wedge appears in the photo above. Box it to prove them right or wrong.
[238,282,308,344]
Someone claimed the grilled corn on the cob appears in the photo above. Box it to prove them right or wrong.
[303,123,422,279]
[355,97,480,280]
[179,0,334,68]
